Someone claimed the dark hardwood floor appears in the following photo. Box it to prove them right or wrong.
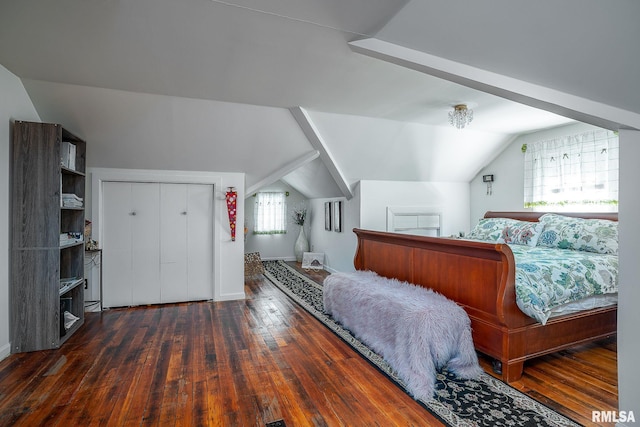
[287,262,619,427]
[0,263,617,426]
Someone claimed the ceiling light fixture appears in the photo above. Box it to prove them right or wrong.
[448,104,473,129]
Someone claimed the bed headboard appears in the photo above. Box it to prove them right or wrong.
[484,211,618,222]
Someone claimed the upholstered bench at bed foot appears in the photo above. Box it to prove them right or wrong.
[323,270,483,400]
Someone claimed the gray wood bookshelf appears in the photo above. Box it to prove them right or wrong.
[11,121,86,353]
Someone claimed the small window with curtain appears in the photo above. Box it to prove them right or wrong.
[254,192,287,234]
[523,129,619,211]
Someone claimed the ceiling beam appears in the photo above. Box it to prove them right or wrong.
[289,107,354,200]
[245,150,319,197]
[349,38,640,132]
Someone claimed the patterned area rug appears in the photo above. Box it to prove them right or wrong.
[262,260,580,427]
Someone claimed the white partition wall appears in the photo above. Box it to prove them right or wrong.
[359,180,470,237]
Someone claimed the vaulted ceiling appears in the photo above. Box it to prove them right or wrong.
[1,0,638,199]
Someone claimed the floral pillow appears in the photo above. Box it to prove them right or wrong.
[537,213,618,255]
[496,221,544,246]
[468,218,520,241]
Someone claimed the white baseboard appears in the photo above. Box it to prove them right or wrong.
[216,292,246,301]
[0,342,11,361]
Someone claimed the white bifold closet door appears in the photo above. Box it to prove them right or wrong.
[159,183,213,303]
[102,181,213,307]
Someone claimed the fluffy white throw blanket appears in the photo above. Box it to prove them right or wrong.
[323,271,483,400]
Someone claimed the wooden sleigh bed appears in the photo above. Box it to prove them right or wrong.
[352,211,618,383]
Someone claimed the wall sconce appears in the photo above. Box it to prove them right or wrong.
[483,175,494,195]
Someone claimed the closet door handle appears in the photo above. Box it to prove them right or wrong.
[129,211,137,216]
[181,211,187,215]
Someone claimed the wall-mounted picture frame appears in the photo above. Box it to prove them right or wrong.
[325,201,332,231]
[333,200,342,232]
[302,252,325,270]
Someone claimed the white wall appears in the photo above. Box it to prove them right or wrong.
[308,180,470,273]
[618,130,640,421]
[244,181,309,261]
[359,180,470,236]
[21,80,313,193]
[0,65,41,359]
[243,180,360,273]
[470,122,604,225]
[90,167,245,301]
[308,191,361,273]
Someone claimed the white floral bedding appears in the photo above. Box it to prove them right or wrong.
[510,244,618,324]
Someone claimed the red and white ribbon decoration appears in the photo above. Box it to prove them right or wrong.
[225,187,237,241]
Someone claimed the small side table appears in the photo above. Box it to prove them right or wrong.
[84,249,103,311]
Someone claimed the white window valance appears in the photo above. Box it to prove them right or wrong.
[523,129,619,211]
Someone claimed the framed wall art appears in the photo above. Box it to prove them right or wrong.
[325,201,332,231]
[333,200,342,232]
